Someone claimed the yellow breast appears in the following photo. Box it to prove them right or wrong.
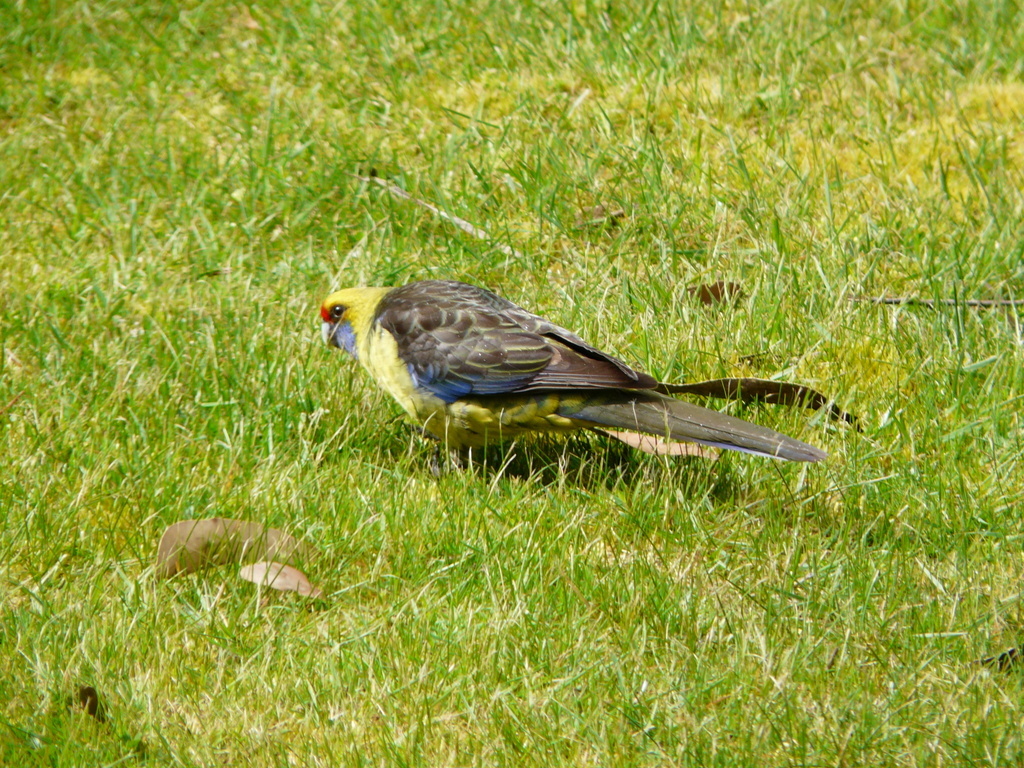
[359,324,439,417]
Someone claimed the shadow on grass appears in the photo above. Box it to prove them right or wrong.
[328,425,747,504]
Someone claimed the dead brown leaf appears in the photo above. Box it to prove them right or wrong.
[239,561,324,598]
[75,685,106,723]
[686,281,744,305]
[594,428,719,458]
[155,518,314,578]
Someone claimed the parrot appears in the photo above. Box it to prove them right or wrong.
[319,279,827,462]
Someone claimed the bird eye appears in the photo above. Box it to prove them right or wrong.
[329,304,346,321]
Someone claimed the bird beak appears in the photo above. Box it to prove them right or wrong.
[321,321,333,346]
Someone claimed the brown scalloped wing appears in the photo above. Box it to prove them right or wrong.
[374,280,657,396]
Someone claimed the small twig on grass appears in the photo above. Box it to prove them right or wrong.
[357,175,522,258]
[657,377,858,427]
[976,646,1024,671]
[0,392,24,418]
[851,296,1024,308]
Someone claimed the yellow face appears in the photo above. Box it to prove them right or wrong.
[320,296,357,357]
[320,287,386,356]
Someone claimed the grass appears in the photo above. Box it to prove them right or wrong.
[2,0,1024,764]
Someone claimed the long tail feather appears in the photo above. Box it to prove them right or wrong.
[564,393,827,462]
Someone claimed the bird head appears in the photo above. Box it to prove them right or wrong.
[320,287,391,359]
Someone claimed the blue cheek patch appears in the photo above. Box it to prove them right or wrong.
[335,323,359,358]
